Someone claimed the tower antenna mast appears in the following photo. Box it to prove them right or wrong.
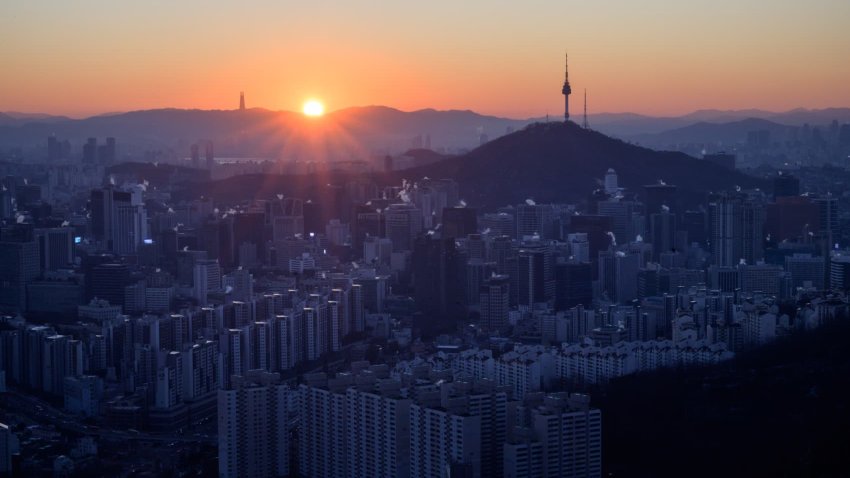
[583,89,589,129]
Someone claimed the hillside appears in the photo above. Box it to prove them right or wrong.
[177,121,763,209]
[600,318,850,477]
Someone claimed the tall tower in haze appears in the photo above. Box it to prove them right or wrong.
[239,91,245,110]
[562,52,572,121]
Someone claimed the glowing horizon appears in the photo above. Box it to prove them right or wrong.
[2,1,849,119]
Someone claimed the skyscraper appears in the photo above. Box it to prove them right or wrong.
[480,274,510,331]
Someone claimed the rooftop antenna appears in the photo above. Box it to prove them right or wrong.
[583,89,589,129]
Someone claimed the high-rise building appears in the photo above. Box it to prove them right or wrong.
[603,168,618,196]
[218,371,291,478]
[829,254,850,289]
[555,261,593,310]
[0,422,12,475]
[35,227,74,271]
[709,192,765,267]
[0,239,39,313]
[480,274,510,331]
[385,203,422,252]
[516,203,554,240]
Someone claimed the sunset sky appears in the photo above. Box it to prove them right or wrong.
[2,0,849,118]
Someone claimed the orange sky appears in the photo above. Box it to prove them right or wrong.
[2,1,849,118]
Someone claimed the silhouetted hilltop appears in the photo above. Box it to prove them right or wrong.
[405,121,763,208]
[177,121,762,209]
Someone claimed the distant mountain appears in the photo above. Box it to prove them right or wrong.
[0,106,531,159]
[630,117,796,147]
[177,121,763,210]
[589,107,850,138]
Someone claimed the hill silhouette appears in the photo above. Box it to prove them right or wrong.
[176,121,763,209]
[600,317,850,477]
[0,106,530,159]
[404,121,763,208]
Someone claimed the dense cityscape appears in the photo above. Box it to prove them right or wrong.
[3,2,850,477]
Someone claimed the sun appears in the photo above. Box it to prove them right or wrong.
[302,99,325,117]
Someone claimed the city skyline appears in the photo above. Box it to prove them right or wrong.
[3,0,850,118]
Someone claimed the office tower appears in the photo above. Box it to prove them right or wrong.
[815,195,838,244]
[709,192,765,267]
[385,203,422,252]
[0,188,12,220]
[91,188,145,253]
[0,422,11,475]
[517,245,555,307]
[466,260,495,306]
[709,266,739,293]
[363,236,393,266]
[785,253,825,290]
[480,212,515,238]
[480,274,510,331]
[88,263,130,309]
[773,173,800,199]
[0,239,39,313]
[649,211,677,259]
[829,254,850,289]
[516,203,554,240]
[42,334,84,395]
[35,227,74,271]
[113,201,148,254]
[739,263,783,296]
[193,259,221,305]
[218,371,291,478]
[442,207,478,239]
[597,200,636,244]
[555,261,593,310]
[603,168,618,196]
[412,234,464,327]
[239,91,246,110]
[562,52,572,120]
[613,252,641,304]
